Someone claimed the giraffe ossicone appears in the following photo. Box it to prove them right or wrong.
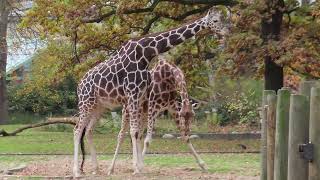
[73,7,227,177]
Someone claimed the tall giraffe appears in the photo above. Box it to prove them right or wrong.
[106,59,205,175]
[74,8,226,177]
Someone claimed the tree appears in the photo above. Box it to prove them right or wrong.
[217,0,320,90]
[0,0,10,124]
[261,0,284,91]
[20,0,236,100]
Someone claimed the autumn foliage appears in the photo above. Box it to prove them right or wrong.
[218,0,320,82]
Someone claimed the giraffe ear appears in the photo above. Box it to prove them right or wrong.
[207,7,220,16]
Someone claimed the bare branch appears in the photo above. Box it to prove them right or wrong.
[81,0,161,23]
[156,5,211,21]
[142,15,160,35]
[283,7,299,14]
[81,0,236,24]
[81,9,116,23]
[161,0,238,6]
[72,29,81,64]
[0,118,76,137]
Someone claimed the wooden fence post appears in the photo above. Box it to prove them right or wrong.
[309,87,320,180]
[288,94,310,180]
[267,93,277,180]
[299,81,320,98]
[274,88,290,180]
[261,90,276,180]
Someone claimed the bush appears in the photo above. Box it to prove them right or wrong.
[8,76,77,116]
[200,78,262,126]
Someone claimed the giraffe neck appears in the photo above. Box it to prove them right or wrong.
[179,84,189,106]
[136,19,205,62]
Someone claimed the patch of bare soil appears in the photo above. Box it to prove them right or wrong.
[10,157,258,180]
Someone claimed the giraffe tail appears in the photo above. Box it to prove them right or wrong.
[80,127,86,171]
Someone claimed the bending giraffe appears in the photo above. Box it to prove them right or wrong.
[107,59,206,175]
[142,59,204,163]
[74,7,227,177]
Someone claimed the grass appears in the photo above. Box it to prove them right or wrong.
[0,124,260,178]
[0,154,260,176]
[0,124,260,154]
[7,111,260,133]
[144,154,260,176]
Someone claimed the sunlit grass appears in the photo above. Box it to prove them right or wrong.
[0,125,260,154]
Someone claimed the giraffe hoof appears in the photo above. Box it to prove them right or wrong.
[199,162,208,172]
[132,169,141,175]
[107,168,114,176]
[138,164,144,170]
[73,168,83,178]
[92,169,99,175]
[73,172,82,179]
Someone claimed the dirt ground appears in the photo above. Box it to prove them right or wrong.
[0,157,260,180]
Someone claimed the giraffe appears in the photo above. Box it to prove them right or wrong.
[106,59,206,175]
[142,59,206,170]
[74,7,227,177]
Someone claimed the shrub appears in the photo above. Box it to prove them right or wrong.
[8,76,77,115]
[200,78,262,126]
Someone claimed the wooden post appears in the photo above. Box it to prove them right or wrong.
[299,81,320,98]
[288,94,310,180]
[267,93,277,180]
[261,90,276,180]
[274,88,290,180]
[309,87,320,180]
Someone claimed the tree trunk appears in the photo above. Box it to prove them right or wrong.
[261,0,284,92]
[264,58,283,91]
[0,0,10,124]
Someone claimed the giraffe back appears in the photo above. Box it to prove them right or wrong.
[147,59,195,134]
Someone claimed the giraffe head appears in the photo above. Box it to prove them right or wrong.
[178,99,199,136]
[202,7,229,36]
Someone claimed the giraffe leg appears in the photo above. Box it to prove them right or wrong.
[142,107,160,157]
[171,108,208,172]
[178,119,208,172]
[107,106,129,175]
[73,113,89,177]
[130,130,140,174]
[85,118,99,174]
[128,99,142,174]
[136,109,145,170]
[185,137,208,172]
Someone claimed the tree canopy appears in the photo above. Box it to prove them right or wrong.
[16,0,320,103]
[218,0,320,81]
[20,0,236,98]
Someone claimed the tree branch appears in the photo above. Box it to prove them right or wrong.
[81,0,161,23]
[81,0,237,24]
[161,0,238,6]
[0,118,76,137]
[283,7,299,14]
[81,10,116,23]
[72,29,81,64]
[142,15,161,35]
[288,65,320,80]
[156,5,211,21]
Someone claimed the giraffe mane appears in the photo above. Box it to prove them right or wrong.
[130,16,201,41]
